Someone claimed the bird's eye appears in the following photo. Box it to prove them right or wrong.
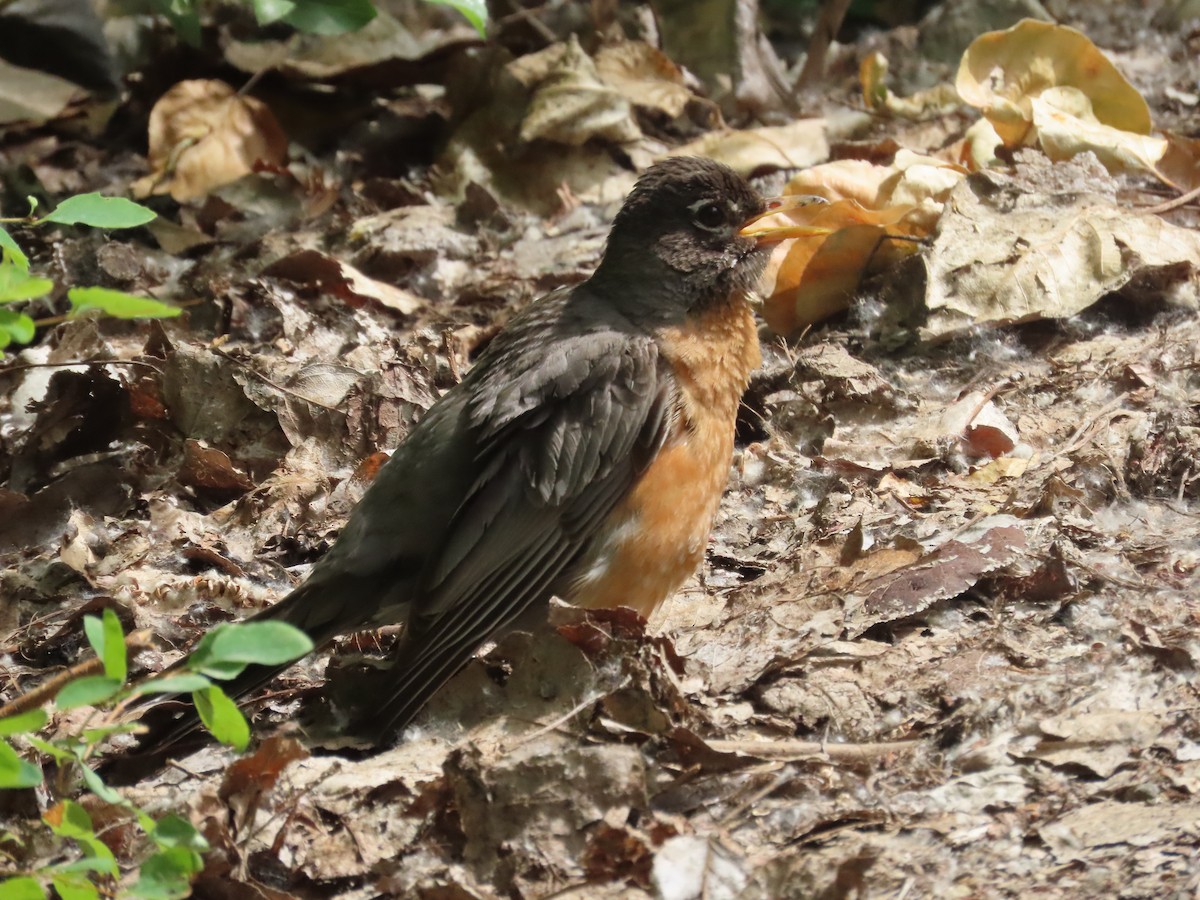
[691,201,726,231]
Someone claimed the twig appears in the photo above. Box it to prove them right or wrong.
[0,630,156,719]
[796,0,854,90]
[1143,183,1200,215]
[704,737,920,761]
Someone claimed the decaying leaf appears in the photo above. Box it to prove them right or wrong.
[922,171,1200,340]
[594,42,695,119]
[845,523,1028,637]
[263,249,425,315]
[515,35,640,146]
[132,80,289,202]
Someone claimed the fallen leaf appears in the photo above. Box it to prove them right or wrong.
[956,19,1151,147]
[517,36,640,146]
[846,524,1028,637]
[594,42,694,119]
[264,248,425,315]
[132,79,288,202]
[922,171,1200,340]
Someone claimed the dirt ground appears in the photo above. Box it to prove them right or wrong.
[2,0,1200,897]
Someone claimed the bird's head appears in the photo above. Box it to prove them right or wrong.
[592,157,770,316]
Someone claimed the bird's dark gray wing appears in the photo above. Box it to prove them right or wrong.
[370,315,676,736]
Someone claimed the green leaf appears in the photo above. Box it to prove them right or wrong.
[281,0,376,34]
[129,673,214,697]
[54,676,123,710]
[82,722,142,744]
[0,259,53,303]
[252,0,297,24]
[83,609,127,683]
[0,228,29,270]
[193,687,249,750]
[0,309,37,352]
[47,856,121,876]
[40,194,156,229]
[45,799,94,838]
[0,877,46,900]
[67,288,181,320]
[0,739,42,788]
[50,875,99,900]
[127,845,202,900]
[45,802,117,877]
[26,736,74,764]
[423,0,487,35]
[191,621,314,671]
[150,815,209,852]
[0,708,49,737]
[78,764,125,806]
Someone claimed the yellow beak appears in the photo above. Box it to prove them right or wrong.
[739,195,831,243]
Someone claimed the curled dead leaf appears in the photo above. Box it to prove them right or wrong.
[517,36,640,146]
[133,79,288,202]
[757,152,964,335]
[956,19,1151,147]
[594,42,694,119]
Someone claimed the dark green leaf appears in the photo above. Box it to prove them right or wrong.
[67,288,181,320]
[0,739,42,788]
[54,676,123,710]
[193,687,249,750]
[423,0,487,35]
[282,0,376,34]
[41,194,156,228]
[0,708,49,737]
[127,846,203,900]
[151,815,209,852]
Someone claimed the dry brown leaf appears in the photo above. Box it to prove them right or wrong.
[956,19,1151,147]
[758,152,963,335]
[669,118,831,174]
[845,523,1028,637]
[922,172,1200,340]
[263,248,425,315]
[938,391,1020,459]
[859,51,961,120]
[0,58,82,124]
[594,42,695,119]
[517,36,640,146]
[132,79,288,202]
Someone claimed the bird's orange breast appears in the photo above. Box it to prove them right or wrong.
[568,297,761,618]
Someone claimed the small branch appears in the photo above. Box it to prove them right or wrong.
[796,0,854,91]
[704,737,920,761]
[0,630,156,719]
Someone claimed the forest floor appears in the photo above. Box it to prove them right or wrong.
[2,0,1199,897]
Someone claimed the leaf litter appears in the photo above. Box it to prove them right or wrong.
[1,1,1199,897]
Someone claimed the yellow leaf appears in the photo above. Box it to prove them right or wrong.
[956,19,1151,147]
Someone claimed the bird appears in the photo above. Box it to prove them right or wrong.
[135,156,800,754]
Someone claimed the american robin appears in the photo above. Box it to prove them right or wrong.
[142,156,802,750]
